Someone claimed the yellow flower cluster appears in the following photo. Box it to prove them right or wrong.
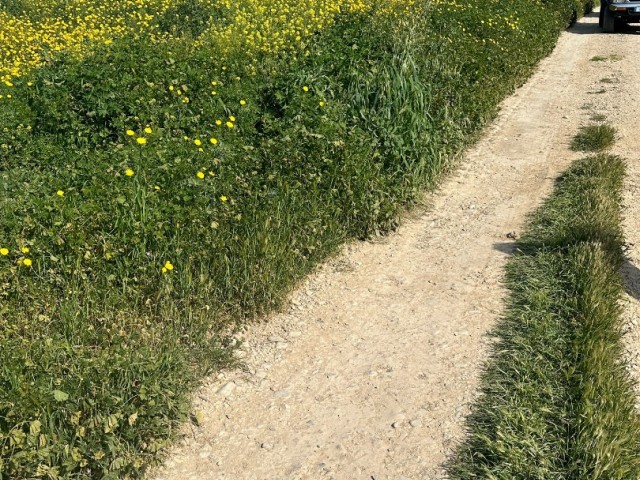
[0,245,33,267]
[0,0,175,83]
[0,0,414,83]
[206,0,415,57]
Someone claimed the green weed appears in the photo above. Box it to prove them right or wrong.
[571,124,616,151]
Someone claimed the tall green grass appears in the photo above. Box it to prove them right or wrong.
[449,154,640,478]
[0,0,595,478]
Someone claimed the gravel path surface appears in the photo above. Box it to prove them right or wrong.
[150,13,636,480]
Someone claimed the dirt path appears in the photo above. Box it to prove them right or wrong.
[150,13,624,480]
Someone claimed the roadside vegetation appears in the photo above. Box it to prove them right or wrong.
[449,152,640,478]
[571,124,617,151]
[0,0,595,477]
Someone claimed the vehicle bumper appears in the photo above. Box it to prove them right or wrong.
[609,2,640,20]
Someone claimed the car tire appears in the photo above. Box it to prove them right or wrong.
[602,4,616,32]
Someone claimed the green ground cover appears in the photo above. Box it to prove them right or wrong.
[571,124,617,152]
[0,0,595,478]
[449,153,640,478]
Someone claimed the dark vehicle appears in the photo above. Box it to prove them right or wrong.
[600,0,640,31]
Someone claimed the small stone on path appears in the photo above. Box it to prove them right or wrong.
[217,382,235,397]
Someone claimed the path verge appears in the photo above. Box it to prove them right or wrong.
[450,153,640,478]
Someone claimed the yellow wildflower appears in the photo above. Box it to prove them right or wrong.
[210,138,218,145]
[194,139,202,146]
[226,121,234,129]
[136,138,147,145]
[21,247,30,254]
[57,190,65,197]
[164,261,174,271]
[240,100,246,105]
[125,168,135,177]
[126,129,135,136]
[0,248,8,256]
[229,116,236,122]
[23,258,32,267]
[215,120,222,126]
[144,127,152,134]
[220,195,228,202]
[197,171,205,179]
[303,86,309,92]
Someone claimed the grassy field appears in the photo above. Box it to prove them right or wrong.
[449,151,640,478]
[0,0,594,478]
